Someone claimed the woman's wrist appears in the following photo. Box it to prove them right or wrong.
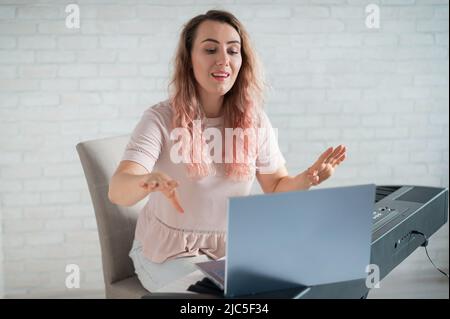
[273,171,312,193]
[294,170,313,191]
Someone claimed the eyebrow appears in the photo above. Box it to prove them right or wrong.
[201,38,241,45]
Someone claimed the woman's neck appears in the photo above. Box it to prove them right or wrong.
[199,93,224,118]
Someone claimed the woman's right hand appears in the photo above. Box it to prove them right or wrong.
[139,171,184,213]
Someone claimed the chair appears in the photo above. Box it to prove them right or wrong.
[76,135,149,299]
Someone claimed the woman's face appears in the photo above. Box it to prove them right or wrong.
[191,20,242,97]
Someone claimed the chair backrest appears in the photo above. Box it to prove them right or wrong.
[76,135,146,286]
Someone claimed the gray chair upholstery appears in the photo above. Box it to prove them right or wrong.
[76,135,149,299]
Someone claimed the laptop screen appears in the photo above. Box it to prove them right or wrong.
[224,184,375,297]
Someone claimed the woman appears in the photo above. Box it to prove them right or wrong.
[108,10,347,292]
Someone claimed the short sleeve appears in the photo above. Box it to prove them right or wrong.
[255,110,286,174]
[121,108,164,173]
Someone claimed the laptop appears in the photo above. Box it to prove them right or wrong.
[196,184,376,298]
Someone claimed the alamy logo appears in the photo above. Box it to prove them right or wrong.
[65,264,80,289]
[365,264,380,288]
[65,4,80,29]
[169,121,277,166]
[365,4,380,29]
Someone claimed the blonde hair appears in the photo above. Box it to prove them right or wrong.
[169,10,266,180]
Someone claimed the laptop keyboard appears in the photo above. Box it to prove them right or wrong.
[211,268,225,279]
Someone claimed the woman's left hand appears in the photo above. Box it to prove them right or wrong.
[306,145,347,186]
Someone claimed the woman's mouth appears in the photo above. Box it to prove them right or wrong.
[211,72,230,82]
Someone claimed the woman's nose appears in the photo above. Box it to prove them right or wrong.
[216,50,230,66]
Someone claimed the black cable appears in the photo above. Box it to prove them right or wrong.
[411,230,449,278]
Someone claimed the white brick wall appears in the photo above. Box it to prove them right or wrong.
[0,0,448,297]
[0,186,3,298]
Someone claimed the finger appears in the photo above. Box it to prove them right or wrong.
[324,145,343,164]
[326,145,345,164]
[306,171,319,184]
[167,180,179,188]
[312,175,320,185]
[330,153,346,166]
[154,176,178,194]
[334,153,346,166]
[167,189,184,213]
[161,181,179,195]
[152,176,165,190]
[159,173,178,189]
[148,181,158,190]
[313,147,334,168]
[159,178,169,189]
[140,180,157,191]
[330,145,346,163]
[307,167,318,177]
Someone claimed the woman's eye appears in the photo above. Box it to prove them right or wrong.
[204,49,240,55]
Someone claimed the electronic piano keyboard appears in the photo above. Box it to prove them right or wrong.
[371,185,448,280]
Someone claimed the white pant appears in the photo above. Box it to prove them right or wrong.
[129,240,211,292]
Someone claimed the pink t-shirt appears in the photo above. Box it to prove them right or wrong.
[121,99,286,263]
